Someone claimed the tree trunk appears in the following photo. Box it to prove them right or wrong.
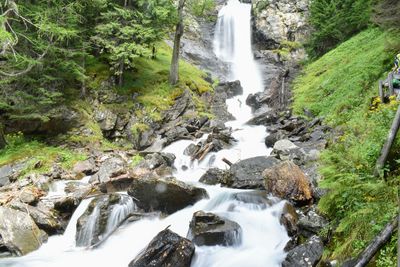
[0,123,6,149]
[374,103,400,177]
[118,60,124,86]
[169,0,186,86]
[353,217,398,267]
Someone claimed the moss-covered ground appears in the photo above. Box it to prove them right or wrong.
[292,27,400,265]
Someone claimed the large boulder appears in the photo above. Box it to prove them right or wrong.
[9,201,63,235]
[90,155,127,184]
[199,168,228,185]
[263,161,313,205]
[0,161,27,187]
[129,229,195,267]
[223,156,281,189]
[282,235,324,267]
[0,207,45,256]
[94,109,118,131]
[247,109,279,126]
[127,177,208,214]
[132,152,176,178]
[76,194,137,247]
[187,211,242,246]
[215,81,243,98]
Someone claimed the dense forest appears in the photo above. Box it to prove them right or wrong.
[0,0,400,266]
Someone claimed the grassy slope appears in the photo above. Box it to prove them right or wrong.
[0,42,213,175]
[293,28,400,265]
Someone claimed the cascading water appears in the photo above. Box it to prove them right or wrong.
[0,1,289,266]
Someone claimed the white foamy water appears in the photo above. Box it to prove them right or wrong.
[0,1,288,266]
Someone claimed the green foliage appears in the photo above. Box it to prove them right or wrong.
[188,0,216,20]
[119,42,212,116]
[293,28,400,261]
[130,154,144,167]
[0,132,87,175]
[307,0,372,57]
[373,0,400,30]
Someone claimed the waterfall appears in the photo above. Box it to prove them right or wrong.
[0,1,289,267]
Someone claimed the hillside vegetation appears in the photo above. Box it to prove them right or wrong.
[293,27,400,265]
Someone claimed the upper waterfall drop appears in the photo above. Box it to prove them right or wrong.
[213,0,265,125]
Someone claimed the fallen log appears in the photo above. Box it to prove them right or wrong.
[222,158,233,166]
[374,103,400,177]
[352,216,398,267]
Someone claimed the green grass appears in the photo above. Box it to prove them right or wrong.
[119,42,213,116]
[0,133,87,176]
[292,27,400,264]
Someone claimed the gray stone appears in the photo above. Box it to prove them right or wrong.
[187,211,242,246]
[223,156,281,189]
[0,207,44,256]
[282,235,324,267]
[95,109,118,131]
[90,156,127,184]
[199,168,228,185]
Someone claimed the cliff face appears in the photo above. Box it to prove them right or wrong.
[252,0,310,62]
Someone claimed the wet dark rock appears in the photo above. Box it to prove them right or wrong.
[76,194,137,247]
[90,156,127,184]
[282,235,324,267]
[263,161,313,205]
[184,143,201,157]
[187,211,242,246]
[265,130,288,147]
[199,168,228,185]
[9,201,63,235]
[247,110,279,126]
[215,81,243,98]
[163,126,191,146]
[298,207,328,238]
[0,207,45,256]
[246,91,272,111]
[129,229,195,267]
[280,203,299,237]
[223,156,281,189]
[203,92,235,122]
[127,176,208,214]
[163,90,196,123]
[132,127,158,151]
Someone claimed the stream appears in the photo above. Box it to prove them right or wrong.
[0,0,289,266]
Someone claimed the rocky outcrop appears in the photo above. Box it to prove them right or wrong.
[0,161,28,187]
[223,156,281,189]
[252,0,310,52]
[129,229,195,267]
[199,168,228,185]
[282,235,324,267]
[0,207,46,256]
[187,211,242,246]
[263,161,313,205]
[9,200,63,235]
[127,177,208,214]
[4,106,80,137]
[89,155,128,185]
